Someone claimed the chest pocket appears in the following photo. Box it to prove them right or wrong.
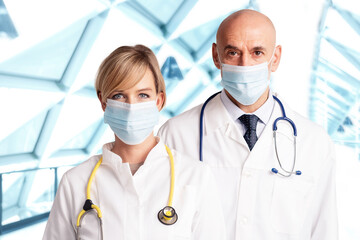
[270,177,314,235]
[75,210,102,240]
[170,185,196,239]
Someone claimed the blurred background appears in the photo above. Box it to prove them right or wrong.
[0,0,359,239]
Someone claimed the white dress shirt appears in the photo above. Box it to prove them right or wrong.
[220,89,275,138]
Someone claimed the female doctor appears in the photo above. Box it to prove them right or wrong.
[43,45,226,240]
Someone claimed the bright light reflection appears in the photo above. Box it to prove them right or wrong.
[0,0,106,63]
[44,94,103,157]
[0,88,65,142]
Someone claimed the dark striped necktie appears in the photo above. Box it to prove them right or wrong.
[239,114,259,151]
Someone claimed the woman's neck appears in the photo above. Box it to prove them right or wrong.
[111,134,158,164]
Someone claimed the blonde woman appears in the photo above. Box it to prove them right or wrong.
[43,45,226,240]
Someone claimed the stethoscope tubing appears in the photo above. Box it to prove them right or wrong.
[199,91,221,161]
[76,211,104,240]
[199,92,301,177]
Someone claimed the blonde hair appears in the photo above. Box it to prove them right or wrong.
[95,45,166,109]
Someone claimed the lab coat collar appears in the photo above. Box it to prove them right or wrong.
[101,137,168,170]
[204,93,248,148]
[204,93,235,135]
[100,137,169,195]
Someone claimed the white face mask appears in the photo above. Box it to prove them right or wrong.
[219,48,275,106]
[104,99,159,145]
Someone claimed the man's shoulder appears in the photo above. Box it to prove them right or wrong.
[285,103,331,141]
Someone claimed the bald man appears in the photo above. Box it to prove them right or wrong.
[158,9,338,240]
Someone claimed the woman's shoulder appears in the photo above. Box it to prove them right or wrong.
[63,154,102,183]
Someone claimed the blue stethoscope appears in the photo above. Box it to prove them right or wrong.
[199,91,302,177]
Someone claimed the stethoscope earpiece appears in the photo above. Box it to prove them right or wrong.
[271,168,302,176]
[158,206,178,225]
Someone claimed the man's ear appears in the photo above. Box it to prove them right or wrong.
[97,91,106,111]
[212,43,221,70]
[270,45,282,72]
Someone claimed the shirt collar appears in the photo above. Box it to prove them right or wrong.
[220,89,274,125]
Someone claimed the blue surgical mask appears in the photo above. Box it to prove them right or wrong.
[104,99,160,145]
[220,62,270,105]
[219,48,275,105]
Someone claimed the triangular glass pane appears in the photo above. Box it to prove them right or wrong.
[178,17,222,52]
[319,38,360,82]
[0,87,65,142]
[161,56,184,81]
[61,120,101,150]
[75,8,164,91]
[323,8,360,65]
[0,110,47,156]
[171,0,247,39]
[0,20,87,80]
[134,0,183,24]
[45,91,103,156]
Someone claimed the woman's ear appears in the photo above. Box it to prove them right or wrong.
[97,91,106,111]
[156,92,165,111]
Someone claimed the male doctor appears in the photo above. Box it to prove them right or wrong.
[158,9,338,240]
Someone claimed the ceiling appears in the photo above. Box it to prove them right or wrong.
[0,0,359,172]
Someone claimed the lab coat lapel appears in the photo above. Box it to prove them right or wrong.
[204,95,248,148]
[244,95,284,170]
[132,140,166,196]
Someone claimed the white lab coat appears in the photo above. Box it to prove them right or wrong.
[43,138,226,240]
[158,93,338,240]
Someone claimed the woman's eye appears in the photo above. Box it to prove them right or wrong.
[139,93,149,99]
[112,93,125,99]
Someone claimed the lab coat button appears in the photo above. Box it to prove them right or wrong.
[243,171,252,178]
[240,217,248,225]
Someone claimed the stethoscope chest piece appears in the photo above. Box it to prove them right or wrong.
[158,206,178,225]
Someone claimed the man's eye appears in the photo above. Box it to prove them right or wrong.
[254,51,263,56]
[228,51,238,56]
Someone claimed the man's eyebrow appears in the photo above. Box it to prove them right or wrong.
[223,45,240,51]
[252,46,266,52]
[223,45,267,52]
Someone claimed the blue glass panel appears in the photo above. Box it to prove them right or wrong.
[0,0,18,39]
[61,120,101,150]
[200,57,219,79]
[161,56,183,81]
[179,17,221,52]
[2,169,55,225]
[45,92,103,153]
[0,20,87,80]
[2,173,23,213]
[135,0,184,24]
[0,111,47,156]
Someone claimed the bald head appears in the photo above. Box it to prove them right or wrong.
[217,9,276,45]
[212,9,281,70]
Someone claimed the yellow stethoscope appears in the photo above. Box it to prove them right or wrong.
[75,145,177,240]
